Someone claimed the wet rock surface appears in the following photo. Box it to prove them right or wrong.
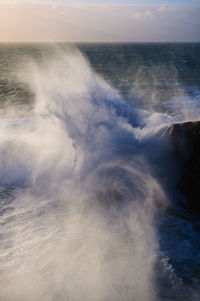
[169,121,200,214]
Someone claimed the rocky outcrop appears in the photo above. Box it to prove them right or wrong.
[169,121,200,214]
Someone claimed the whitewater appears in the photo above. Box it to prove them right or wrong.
[0,44,200,301]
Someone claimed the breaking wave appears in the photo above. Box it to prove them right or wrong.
[0,46,199,301]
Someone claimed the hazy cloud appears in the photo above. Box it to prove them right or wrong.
[157,4,175,13]
[0,2,199,42]
[131,10,155,21]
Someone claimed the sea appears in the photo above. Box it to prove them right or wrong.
[0,43,200,301]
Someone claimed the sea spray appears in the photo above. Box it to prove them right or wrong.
[0,47,167,301]
[0,45,199,301]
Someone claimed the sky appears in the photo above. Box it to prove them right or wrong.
[0,0,199,42]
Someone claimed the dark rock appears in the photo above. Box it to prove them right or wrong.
[169,121,200,214]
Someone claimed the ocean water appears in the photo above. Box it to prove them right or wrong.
[0,43,200,301]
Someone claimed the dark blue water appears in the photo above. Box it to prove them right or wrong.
[0,43,200,301]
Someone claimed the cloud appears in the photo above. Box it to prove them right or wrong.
[157,4,175,13]
[0,2,199,42]
[131,10,155,21]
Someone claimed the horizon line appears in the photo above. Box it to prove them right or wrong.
[0,41,200,44]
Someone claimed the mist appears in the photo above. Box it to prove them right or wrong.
[0,46,171,301]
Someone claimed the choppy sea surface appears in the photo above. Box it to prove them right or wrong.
[0,43,200,301]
